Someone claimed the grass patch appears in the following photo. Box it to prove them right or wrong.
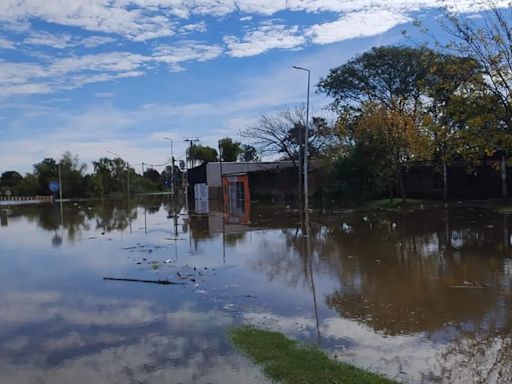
[230,326,397,384]
[363,198,436,210]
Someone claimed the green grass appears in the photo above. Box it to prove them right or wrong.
[230,326,398,384]
[362,198,435,210]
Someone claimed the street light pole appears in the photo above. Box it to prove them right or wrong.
[163,137,174,194]
[58,163,64,227]
[293,66,310,216]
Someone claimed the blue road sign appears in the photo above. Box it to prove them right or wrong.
[49,180,60,193]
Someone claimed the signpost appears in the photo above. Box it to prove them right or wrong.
[49,181,59,194]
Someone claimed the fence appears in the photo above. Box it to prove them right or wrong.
[0,196,54,202]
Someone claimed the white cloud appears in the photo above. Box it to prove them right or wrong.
[0,0,176,41]
[0,42,224,97]
[0,55,139,97]
[23,31,116,49]
[49,52,149,75]
[0,37,15,49]
[0,0,509,103]
[80,35,117,48]
[180,21,207,33]
[307,10,412,45]
[24,31,74,49]
[0,0,509,45]
[225,24,305,57]
[153,41,223,64]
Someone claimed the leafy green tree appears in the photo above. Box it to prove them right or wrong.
[58,151,88,198]
[219,137,242,162]
[240,144,259,162]
[14,174,38,196]
[0,171,23,189]
[33,158,58,195]
[93,157,132,196]
[318,46,434,116]
[143,168,161,184]
[341,103,432,200]
[420,54,485,199]
[189,145,218,164]
[427,2,512,196]
[318,46,436,200]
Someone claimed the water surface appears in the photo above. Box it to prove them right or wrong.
[1,198,511,383]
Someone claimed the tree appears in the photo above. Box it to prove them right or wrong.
[143,168,161,184]
[33,158,58,195]
[318,46,436,200]
[58,151,88,198]
[240,144,259,162]
[93,157,132,196]
[188,145,218,164]
[161,165,183,189]
[343,103,432,200]
[14,174,38,196]
[241,106,334,167]
[318,46,434,116]
[219,137,242,162]
[0,171,23,189]
[420,53,485,200]
[434,2,512,197]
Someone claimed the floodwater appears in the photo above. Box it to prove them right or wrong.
[1,197,512,384]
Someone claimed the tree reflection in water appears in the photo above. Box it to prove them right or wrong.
[247,207,512,382]
[4,201,512,382]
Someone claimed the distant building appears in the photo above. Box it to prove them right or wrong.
[187,161,297,201]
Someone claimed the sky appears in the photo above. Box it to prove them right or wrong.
[0,0,508,174]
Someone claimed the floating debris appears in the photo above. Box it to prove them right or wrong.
[341,223,353,234]
[103,277,185,285]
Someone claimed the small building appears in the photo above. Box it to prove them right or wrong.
[187,161,297,202]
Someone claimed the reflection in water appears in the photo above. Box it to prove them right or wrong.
[1,209,8,227]
[1,200,512,383]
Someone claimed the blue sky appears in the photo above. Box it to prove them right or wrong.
[0,0,507,174]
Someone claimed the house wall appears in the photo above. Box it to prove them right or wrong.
[206,162,295,187]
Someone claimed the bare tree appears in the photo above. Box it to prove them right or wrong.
[240,105,336,166]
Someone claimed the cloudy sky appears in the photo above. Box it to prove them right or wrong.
[0,0,506,173]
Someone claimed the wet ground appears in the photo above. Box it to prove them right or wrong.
[0,197,511,383]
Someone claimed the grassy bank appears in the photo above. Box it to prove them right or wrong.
[230,326,397,384]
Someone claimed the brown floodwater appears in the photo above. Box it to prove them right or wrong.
[0,197,511,383]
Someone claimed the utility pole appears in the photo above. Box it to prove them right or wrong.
[58,163,63,227]
[297,122,303,205]
[164,137,175,194]
[293,66,311,218]
[218,140,224,203]
[184,138,199,169]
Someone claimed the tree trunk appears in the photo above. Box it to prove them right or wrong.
[501,155,507,198]
[443,159,448,201]
[398,164,406,203]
